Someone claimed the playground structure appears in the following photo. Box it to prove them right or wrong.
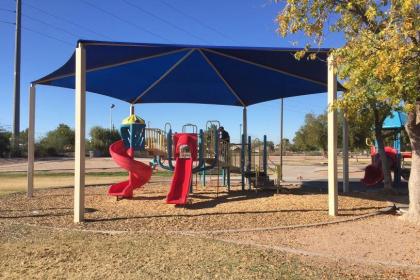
[362,111,412,187]
[108,110,274,204]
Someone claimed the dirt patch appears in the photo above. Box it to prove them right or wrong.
[215,215,420,270]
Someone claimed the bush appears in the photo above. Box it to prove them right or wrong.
[88,126,120,156]
[0,129,11,157]
[38,124,75,156]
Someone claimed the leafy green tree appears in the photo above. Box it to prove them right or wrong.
[18,129,28,157]
[38,124,75,156]
[0,128,31,157]
[0,127,28,157]
[349,116,373,151]
[293,113,328,154]
[252,138,275,151]
[280,138,295,152]
[0,128,11,157]
[266,140,275,152]
[293,112,372,153]
[88,126,120,156]
[276,0,419,220]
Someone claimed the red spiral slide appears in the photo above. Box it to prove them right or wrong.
[108,140,152,198]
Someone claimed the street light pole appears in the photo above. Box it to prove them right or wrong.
[110,104,115,130]
[12,0,22,152]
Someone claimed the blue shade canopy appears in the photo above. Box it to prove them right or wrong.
[33,40,344,107]
[383,111,407,130]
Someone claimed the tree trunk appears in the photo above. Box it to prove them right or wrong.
[403,100,420,223]
[374,122,393,190]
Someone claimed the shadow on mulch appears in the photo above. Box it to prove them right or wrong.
[296,180,409,205]
[0,207,73,212]
[0,213,70,219]
[0,183,397,224]
[187,190,273,209]
[83,189,384,223]
[85,209,329,223]
[129,195,167,201]
[0,207,96,219]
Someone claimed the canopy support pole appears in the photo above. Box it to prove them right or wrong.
[342,110,349,193]
[27,84,35,198]
[327,55,338,216]
[279,98,284,182]
[242,107,247,189]
[74,43,86,223]
[242,107,247,142]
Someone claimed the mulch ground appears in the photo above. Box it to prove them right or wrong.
[0,179,391,232]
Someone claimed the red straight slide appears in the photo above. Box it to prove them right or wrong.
[108,140,152,198]
[361,146,397,187]
[166,158,193,205]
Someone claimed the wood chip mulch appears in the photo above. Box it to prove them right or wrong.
[0,179,394,233]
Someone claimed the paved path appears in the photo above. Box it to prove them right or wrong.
[0,156,367,181]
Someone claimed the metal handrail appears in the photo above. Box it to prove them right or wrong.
[182,123,197,134]
[205,120,220,131]
[164,122,172,134]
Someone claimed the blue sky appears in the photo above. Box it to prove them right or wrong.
[0,0,344,143]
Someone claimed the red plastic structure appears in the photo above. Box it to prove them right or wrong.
[361,146,397,186]
[108,140,152,198]
[401,151,412,159]
[166,133,197,205]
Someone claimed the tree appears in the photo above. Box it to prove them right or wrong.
[18,129,28,156]
[88,126,120,156]
[266,140,275,152]
[252,138,275,151]
[0,128,31,158]
[348,115,374,151]
[39,124,75,156]
[0,128,11,157]
[293,113,328,154]
[279,138,296,152]
[293,112,372,153]
[276,0,419,221]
